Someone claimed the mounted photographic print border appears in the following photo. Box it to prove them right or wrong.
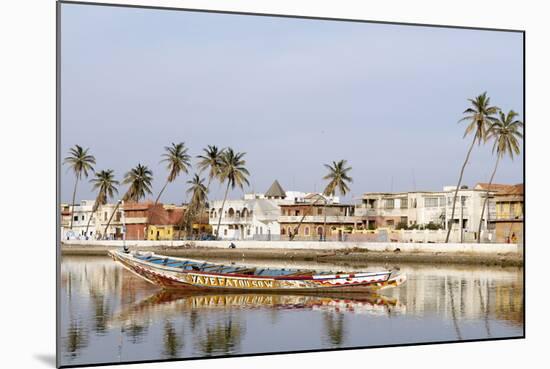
[56,1,525,368]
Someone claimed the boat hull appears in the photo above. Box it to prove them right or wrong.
[109,250,406,293]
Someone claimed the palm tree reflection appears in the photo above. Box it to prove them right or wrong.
[162,320,183,358]
[198,316,244,356]
[323,312,346,347]
[64,319,89,360]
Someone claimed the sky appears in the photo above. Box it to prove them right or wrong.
[60,3,524,205]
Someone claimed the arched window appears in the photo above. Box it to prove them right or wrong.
[317,227,323,236]
[236,210,241,218]
[211,208,216,218]
[281,228,286,235]
[305,227,310,236]
[242,208,248,218]
[228,208,235,218]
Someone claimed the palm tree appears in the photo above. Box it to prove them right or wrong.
[103,164,153,239]
[322,160,353,240]
[445,92,499,243]
[179,174,208,238]
[215,148,250,238]
[477,110,523,240]
[63,145,96,229]
[84,169,119,237]
[196,145,225,190]
[323,160,353,196]
[155,142,191,204]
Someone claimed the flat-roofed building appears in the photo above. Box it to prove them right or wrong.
[493,184,523,243]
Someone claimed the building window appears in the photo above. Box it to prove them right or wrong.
[317,227,323,236]
[81,215,85,221]
[224,229,227,236]
[425,197,438,208]
[439,197,446,207]
[104,212,108,221]
[295,210,300,216]
[281,228,286,235]
[73,216,78,221]
[400,199,408,209]
[305,227,310,235]
[384,199,394,209]
[247,228,250,235]
[317,208,322,215]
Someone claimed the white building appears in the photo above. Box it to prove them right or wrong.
[356,185,498,235]
[61,200,122,240]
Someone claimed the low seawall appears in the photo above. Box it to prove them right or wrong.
[61,240,523,267]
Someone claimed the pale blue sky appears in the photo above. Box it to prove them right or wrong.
[60,3,524,204]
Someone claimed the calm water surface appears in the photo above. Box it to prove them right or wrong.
[59,255,523,366]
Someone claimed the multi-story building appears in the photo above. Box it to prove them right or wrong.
[209,180,293,240]
[356,185,505,237]
[278,199,358,240]
[493,184,523,243]
[61,200,210,241]
[60,200,99,240]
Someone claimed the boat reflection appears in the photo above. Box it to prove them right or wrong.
[111,290,405,328]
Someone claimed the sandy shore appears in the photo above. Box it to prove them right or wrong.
[61,245,523,267]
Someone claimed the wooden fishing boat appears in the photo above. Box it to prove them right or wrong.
[109,249,406,292]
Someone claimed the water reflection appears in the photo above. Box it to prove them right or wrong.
[59,256,523,366]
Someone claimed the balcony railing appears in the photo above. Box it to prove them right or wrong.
[278,215,358,223]
[209,216,253,224]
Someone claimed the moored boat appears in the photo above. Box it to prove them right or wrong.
[109,249,406,292]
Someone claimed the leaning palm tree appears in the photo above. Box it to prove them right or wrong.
[63,145,96,229]
[155,142,191,204]
[178,174,208,238]
[84,169,119,237]
[103,164,153,239]
[477,110,523,240]
[321,160,353,240]
[215,148,250,238]
[445,92,499,243]
[196,145,225,190]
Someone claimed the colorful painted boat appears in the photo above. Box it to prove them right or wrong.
[109,249,406,292]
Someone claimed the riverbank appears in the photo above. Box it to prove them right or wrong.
[61,240,523,267]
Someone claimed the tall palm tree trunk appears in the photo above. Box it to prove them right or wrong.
[215,182,230,239]
[69,177,79,229]
[155,180,170,205]
[290,195,324,241]
[103,201,121,239]
[445,134,477,243]
[323,204,327,241]
[477,155,501,242]
[84,203,98,237]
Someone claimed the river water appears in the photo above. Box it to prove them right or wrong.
[59,255,523,366]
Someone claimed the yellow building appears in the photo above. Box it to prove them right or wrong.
[494,184,523,243]
[147,225,175,240]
